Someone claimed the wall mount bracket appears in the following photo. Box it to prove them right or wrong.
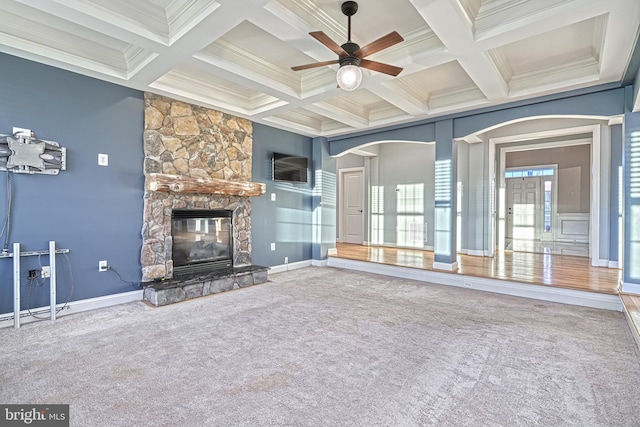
[0,133,66,175]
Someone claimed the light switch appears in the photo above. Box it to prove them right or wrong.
[271,193,276,201]
[98,153,109,166]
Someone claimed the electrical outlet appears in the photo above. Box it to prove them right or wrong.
[270,243,276,251]
[284,257,288,264]
[99,260,108,272]
[28,269,38,279]
[12,127,31,138]
[41,266,51,278]
[271,193,276,201]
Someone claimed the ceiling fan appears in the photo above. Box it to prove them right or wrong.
[291,1,404,91]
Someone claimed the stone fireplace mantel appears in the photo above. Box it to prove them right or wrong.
[147,173,266,197]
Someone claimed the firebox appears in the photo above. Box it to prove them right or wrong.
[171,209,233,275]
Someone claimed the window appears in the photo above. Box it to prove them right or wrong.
[397,183,424,248]
[544,180,552,232]
[371,186,384,245]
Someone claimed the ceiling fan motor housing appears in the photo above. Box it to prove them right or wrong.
[341,1,358,17]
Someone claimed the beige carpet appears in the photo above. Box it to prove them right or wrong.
[1,267,639,426]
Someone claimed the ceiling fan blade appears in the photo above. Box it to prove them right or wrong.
[291,59,339,71]
[309,31,348,56]
[353,31,404,58]
[359,59,403,77]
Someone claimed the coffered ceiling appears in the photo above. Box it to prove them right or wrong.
[1,0,639,137]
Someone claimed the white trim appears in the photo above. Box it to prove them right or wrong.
[490,123,602,267]
[268,260,313,274]
[433,261,459,271]
[556,213,589,243]
[608,261,619,269]
[371,242,435,251]
[608,115,624,126]
[467,249,485,256]
[328,257,622,311]
[591,125,601,267]
[0,290,143,329]
[621,282,640,295]
[312,259,328,267]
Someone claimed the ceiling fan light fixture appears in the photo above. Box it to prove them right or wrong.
[337,63,362,91]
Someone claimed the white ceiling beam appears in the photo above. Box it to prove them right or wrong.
[410,0,508,101]
[367,84,427,116]
[305,103,369,129]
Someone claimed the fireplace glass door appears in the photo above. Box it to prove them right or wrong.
[172,209,232,274]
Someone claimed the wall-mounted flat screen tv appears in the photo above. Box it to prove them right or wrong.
[272,152,308,183]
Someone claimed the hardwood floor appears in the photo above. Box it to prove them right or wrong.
[332,243,621,295]
[621,295,640,347]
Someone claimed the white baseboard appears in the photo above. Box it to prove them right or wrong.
[466,249,485,257]
[376,242,434,251]
[621,282,640,295]
[327,257,622,311]
[269,260,313,274]
[0,290,143,329]
[433,261,459,271]
[312,259,328,267]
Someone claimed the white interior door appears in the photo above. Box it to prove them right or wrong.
[506,177,542,240]
[342,169,364,244]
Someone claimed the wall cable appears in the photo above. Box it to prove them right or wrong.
[106,265,141,289]
[25,252,75,319]
[0,169,13,253]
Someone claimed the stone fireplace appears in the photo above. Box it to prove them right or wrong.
[141,93,267,306]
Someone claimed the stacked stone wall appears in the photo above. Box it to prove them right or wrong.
[141,93,254,281]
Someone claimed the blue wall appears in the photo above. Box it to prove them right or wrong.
[251,123,313,266]
[329,87,627,155]
[0,53,144,314]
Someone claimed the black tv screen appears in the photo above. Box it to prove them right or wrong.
[272,152,308,183]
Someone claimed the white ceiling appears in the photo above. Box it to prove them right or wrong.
[1,0,639,137]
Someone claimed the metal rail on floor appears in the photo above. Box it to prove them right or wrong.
[0,241,70,329]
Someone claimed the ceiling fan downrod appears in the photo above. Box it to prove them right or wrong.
[340,1,360,61]
[342,1,358,42]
